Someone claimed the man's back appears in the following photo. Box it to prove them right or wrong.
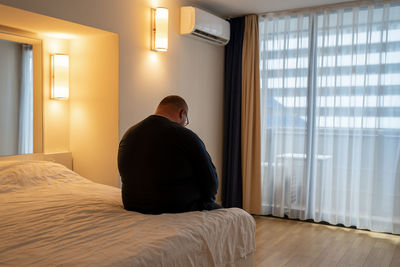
[118,115,218,214]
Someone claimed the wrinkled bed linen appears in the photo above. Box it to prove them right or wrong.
[0,161,255,266]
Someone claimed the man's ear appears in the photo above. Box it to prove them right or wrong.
[179,109,185,119]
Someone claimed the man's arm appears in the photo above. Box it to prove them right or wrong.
[187,132,219,203]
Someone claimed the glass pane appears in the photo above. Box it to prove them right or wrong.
[313,3,400,227]
[259,14,311,216]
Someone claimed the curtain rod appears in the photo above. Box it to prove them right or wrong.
[259,0,400,17]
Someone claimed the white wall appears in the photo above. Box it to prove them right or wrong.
[0,39,20,156]
[0,0,225,196]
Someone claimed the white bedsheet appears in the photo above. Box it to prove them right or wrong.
[0,161,255,266]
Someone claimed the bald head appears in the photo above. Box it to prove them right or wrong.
[158,95,188,111]
[155,95,189,126]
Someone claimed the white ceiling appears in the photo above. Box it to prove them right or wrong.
[185,0,354,18]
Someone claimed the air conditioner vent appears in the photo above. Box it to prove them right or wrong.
[192,29,228,45]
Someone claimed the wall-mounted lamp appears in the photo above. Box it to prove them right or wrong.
[151,7,168,51]
[51,54,69,100]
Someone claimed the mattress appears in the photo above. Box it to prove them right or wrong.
[0,160,255,266]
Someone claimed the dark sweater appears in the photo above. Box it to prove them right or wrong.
[118,115,220,214]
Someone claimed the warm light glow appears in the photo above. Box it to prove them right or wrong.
[151,7,168,51]
[43,33,76,39]
[51,54,69,100]
[148,52,159,63]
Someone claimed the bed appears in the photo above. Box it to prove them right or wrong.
[0,159,255,266]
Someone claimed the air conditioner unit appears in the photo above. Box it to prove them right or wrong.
[180,6,230,46]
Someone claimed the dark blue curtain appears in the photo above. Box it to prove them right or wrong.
[222,17,245,208]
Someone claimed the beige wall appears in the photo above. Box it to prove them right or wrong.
[0,39,20,156]
[0,0,225,197]
[69,35,119,187]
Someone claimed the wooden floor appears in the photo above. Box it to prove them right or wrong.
[254,216,400,267]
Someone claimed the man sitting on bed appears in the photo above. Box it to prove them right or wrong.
[118,95,222,214]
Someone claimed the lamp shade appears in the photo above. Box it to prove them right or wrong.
[51,54,69,100]
[152,8,168,51]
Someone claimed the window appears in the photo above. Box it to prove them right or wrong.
[259,2,400,234]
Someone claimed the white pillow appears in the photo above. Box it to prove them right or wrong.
[0,160,85,193]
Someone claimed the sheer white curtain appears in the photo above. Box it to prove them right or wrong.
[18,44,33,154]
[259,2,400,234]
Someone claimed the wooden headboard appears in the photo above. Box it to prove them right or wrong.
[0,152,72,170]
